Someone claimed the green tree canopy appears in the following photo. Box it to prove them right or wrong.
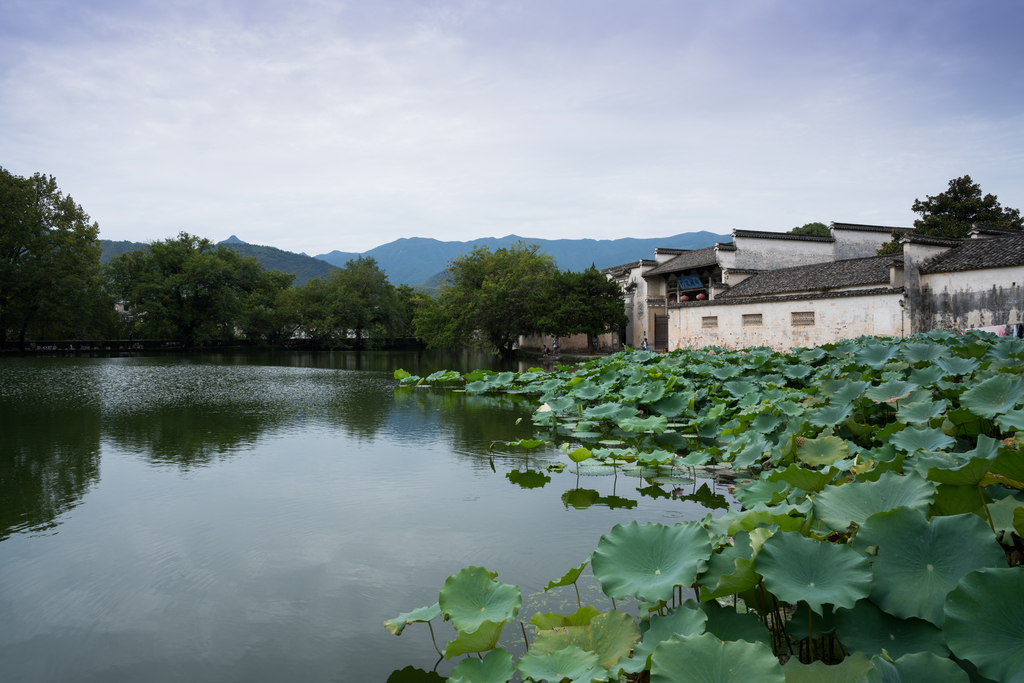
[535,266,627,352]
[879,175,1023,254]
[0,168,105,346]
[414,242,557,358]
[789,222,830,237]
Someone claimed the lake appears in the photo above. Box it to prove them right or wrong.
[0,351,732,682]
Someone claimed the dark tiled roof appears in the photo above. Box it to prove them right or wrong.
[719,254,893,298]
[920,234,1024,273]
[716,242,736,251]
[831,222,911,233]
[901,234,963,247]
[601,259,656,275]
[733,229,834,243]
[969,226,1022,237]
[643,246,719,277]
[654,248,690,255]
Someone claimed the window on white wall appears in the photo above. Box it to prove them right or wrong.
[742,313,763,327]
[792,311,815,326]
[702,316,718,328]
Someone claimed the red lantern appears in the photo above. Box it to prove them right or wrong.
[696,293,706,300]
[681,295,689,302]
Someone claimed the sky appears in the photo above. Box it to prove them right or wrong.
[2,0,1022,256]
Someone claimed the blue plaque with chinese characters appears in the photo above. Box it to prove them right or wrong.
[677,276,703,291]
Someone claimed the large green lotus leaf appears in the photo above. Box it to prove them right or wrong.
[930,483,987,517]
[617,415,669,434]
[724,507,808,535]
[756,531,871,616]
[619,601,708,674]
[865,380,919,404]
[813,472,935,531]
[829,380,870,405]
[768,464,837,493]
[730,437,769,470]
[902,342,949,364]
[516,644,608,683]
[531,605,602,630]
[384,602,442,635]
[448,648,517,683]
[530,611,640,670]
[592,521,713,603]
[834,598,948,659]
[650,633,784,683]
[995,408,1024,432]
[731,479,789,508]
[567,447,594,463]
[909,365,947,386]
[700,600,770,647]
[573,383,606,401]
[988,495,1024,543]
[620,385,647,401]
[709,365,742,380]
[944,568,1024,683]
[808,402,855,428]
[544,556,592,592]
[797,435,849,466]
[934,356,980,377]
[697,532,760,601]
[749,412,785,433]
[444,620,506,659]
[856,344,902,370]
[798,347,828,363]
[885,652,971,683]
[926,456,994,487]
[896,400,950,425]
[781,652,873,683]
[546,397,577,413]
[642,383,667,404]
[852,508,1005,626]
[888,426,955,453]
[782,364,814,381]
[991,447,1024,482]
[439,567,521,633]
[583,403,635,421]
[960,373,1024,418]
[651,393,690,417]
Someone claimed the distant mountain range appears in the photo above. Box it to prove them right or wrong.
[100,231,729,288]
[316,232,729,286]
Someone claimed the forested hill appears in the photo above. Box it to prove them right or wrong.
[99,239,337,286]
[316,231,730,286]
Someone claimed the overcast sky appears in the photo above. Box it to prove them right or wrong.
[2,0,1022,255]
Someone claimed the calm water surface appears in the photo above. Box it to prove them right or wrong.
[0,351,732,682]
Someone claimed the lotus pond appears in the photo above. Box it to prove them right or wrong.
[0,350,732,683]
[390,331,1024,683]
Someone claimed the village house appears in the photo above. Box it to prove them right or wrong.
[603,223,1024,352]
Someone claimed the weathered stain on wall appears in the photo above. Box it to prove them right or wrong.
[920,266,1024,331]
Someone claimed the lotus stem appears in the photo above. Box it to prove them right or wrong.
[808,606,815,662]
[979,485,997,533]
[426,621,443,658]
[574,582,581,608]
[520,620,529,647]
[772,594,793,655]
[611,597,617,611]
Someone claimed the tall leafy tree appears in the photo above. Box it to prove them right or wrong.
[789,222,830,237]
[535,266,627,353]
[879,175,1023,254]
[0,168,105,347]
[106,232,268,346]
[415,242,557,358]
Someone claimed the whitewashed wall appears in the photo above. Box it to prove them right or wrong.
[921,266,1024,330]
[667,291,904,351]
[728,236,834,270]
[832,229,898,260]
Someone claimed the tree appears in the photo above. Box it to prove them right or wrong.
[106,232,269,346]
[535,266,627,353]
[414,242,557,358]
[0,168,105,347]
[878,175,1023,254]
[789,222,830,237]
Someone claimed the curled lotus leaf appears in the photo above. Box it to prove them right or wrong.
[934,356,980,377]
[909,365,946,386]
[592,521,713,604]
[448,648,516,683]
[582,403,635,421]
[573,383,605,401]
[516,644,608,683]
[853,507,1006,626]
[700,599,771,647]
[622,602,707,675]
[833,598,948,659]
[650,633,784,683]
[959,373,1024,418]
[887,426,955,453]
[697,532,759,601]
[808,403,854,428]
[901,342,949,364]
[767,463,837,493]
[944,568,1024,683]
[641,383,666,403]
[546,397,577,413]
[650,393,690,417]
[895,400,949,425]
[749,412,784,433]
[438,567,521,633]
[756,531,872,616]
[444,620,506,659]
[530,605,601,630]
[723,380,758,396]
[709,365,742,380]
[864,380,919,404]
[796,435,849,467]
[620,385,647,401]
[813,471,935,531]
[995,407,1024,432]
[855,344,901,370]
[530,610,640,671]
[544,555,592,592]
[617,415,668,434]
[384,602,442,635]
[566,447,593,463]
[829,380,869,405]
[781,364,814,381]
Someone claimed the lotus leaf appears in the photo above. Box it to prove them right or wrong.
[852,508,1005,626]
[506,470,551,489]
[465,380,491,394]
[865,380,919,404]
[530,605,601,630]
[749,412,785,433]
[723,380,758,397]
[730,437,769,469]
[781,364,814,381]
[889,652,969,683]
[546,397,576,413]
[642,383,667,403]
[709,365,742,380]
[987,495,1024,542]
[650,633,784,683]
[444,620,506,659]
[934,356,980,377]
[930,483,988,516]
[833,598,948,659]
[651,393,690,417]
[902,343,948,364]
[756,531,871,615]
[809,403,855,428]
[798,348,828,363]
[386,666,447,683]
[617,415,668,434]
[829,380,869,405]
[925,456,995,487]
[394,369,412,380]
[888,426,955,452]
[723,507,808,535]
[697,532,760,600]
[516,644,608,683]
[856,344,902,370]
[895,400,949,425]
[797,435,849,467]
[567,447,593,463]
[781,652,872,682]
[438,567,521,633]
[944,568,1024,683]
[620,385,647,401]
[768,464,837,492]
[384,602,442,636]
[448,648,517,683]
[591,521,713,604]
[700,600,770,646]
[908,365,946,386]
[530,611,640,670]
[995,408,1024,431]
[960,373,1024,418]
[582,403,633,421]
[623,602,708,674]
[544,556,592,592]
[731,479,789,507]
[814,470,933,530]
[786,603,837,639]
